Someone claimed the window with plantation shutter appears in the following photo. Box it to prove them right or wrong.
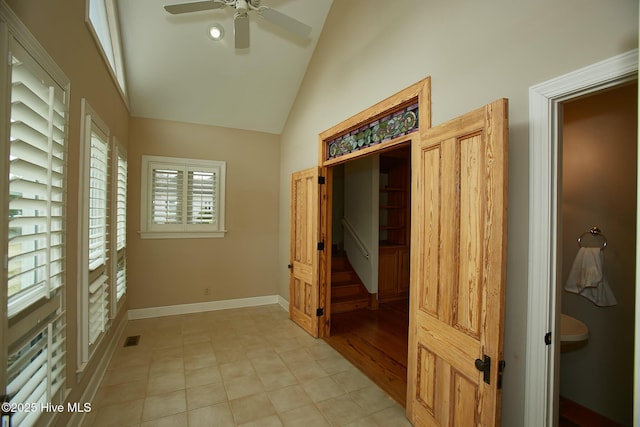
[115,153,127,251]
[7,311,66,427]
[112,144,127,309]
[2,12,69,427]
[188,170,216,224]
[141,155,226,239]
[152,167,183,226]
[89,132,108,271]
[78,99,111,368]
[7,43,66,318]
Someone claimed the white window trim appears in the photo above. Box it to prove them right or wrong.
[140,155,227,239]
[77,99,111,373]
[85,0,128,105]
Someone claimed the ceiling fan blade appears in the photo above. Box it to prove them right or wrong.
[259,7,311,38]
[164,1,224,15]
[234,13,250,49]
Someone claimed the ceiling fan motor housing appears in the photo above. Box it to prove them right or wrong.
[236,0,248,13]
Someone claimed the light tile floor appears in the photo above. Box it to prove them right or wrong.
[82,304,413,427]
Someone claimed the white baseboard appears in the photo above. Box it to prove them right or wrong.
[278,295,289,312]
[128,295,285,320]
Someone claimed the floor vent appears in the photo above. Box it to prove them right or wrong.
[124,335,140,347]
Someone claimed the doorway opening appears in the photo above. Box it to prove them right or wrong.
[525,49,638,427]
[556,81,637,426]
[323,143,412,406]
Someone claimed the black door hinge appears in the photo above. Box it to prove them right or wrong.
[318,176,326,184]
[544,332,552,345]
[316,308,324,316]
[475,355,491,384]
[317,241,325,251]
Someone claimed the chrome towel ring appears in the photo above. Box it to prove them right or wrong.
[577,226,607,250]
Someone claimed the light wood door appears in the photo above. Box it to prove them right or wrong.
[407,99,508,426]
[289,167,320,337]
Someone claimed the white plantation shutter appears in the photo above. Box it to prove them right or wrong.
[187,169,217,225]
[116,154,127,251]
[79,100,111,366]
[142,156,226,238]
[88,131,108,271]
[7,312,66,427]
[115,257,126,301]
[87,126,109,346]
[7,42,66,317]
[3,26,69,427]
[113,150,127,305]
[88,274,108,345]
[151,167,183,225]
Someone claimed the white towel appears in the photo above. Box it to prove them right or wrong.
[565,247,617,307]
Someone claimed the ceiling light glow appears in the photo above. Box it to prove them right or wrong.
[208,24,224,41]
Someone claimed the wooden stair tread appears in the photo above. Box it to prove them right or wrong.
[332,271,359,282]
[330,254,371,313]
[331,280,362,287]
[332,293,369,302]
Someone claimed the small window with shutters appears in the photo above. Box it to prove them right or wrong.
[140,155,226,239]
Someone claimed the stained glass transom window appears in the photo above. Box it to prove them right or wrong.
[326,102,418,160]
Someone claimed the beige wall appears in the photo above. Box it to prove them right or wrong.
[5,0,130,424]
[560,83,637,425]
[277,1,639,425]
[127,117,281,309]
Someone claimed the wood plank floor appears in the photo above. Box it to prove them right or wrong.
[559,396,626,427]
[323,299,409,406]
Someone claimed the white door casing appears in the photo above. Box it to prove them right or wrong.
[525,49,638,427]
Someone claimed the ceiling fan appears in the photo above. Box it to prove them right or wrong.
[164,0,312,49]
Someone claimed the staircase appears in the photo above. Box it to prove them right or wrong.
[331,253,371,313]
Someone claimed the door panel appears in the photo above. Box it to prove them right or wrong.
[407,99,508,426]
[289,167,320,337]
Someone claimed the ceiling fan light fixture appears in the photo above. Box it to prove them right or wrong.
[166,0,312,49]
[208,23,224,41]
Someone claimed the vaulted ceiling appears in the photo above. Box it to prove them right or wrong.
[117,0,333,134]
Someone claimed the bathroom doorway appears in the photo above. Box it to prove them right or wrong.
[557,81,637,426]
[525,50,639,427]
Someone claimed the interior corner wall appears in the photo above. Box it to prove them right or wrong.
[126,117,281,310]
[5,0,131,424]
[276,1,639,425]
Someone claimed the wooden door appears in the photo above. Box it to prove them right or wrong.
[289,167,321,337]
[407,99,508,426]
